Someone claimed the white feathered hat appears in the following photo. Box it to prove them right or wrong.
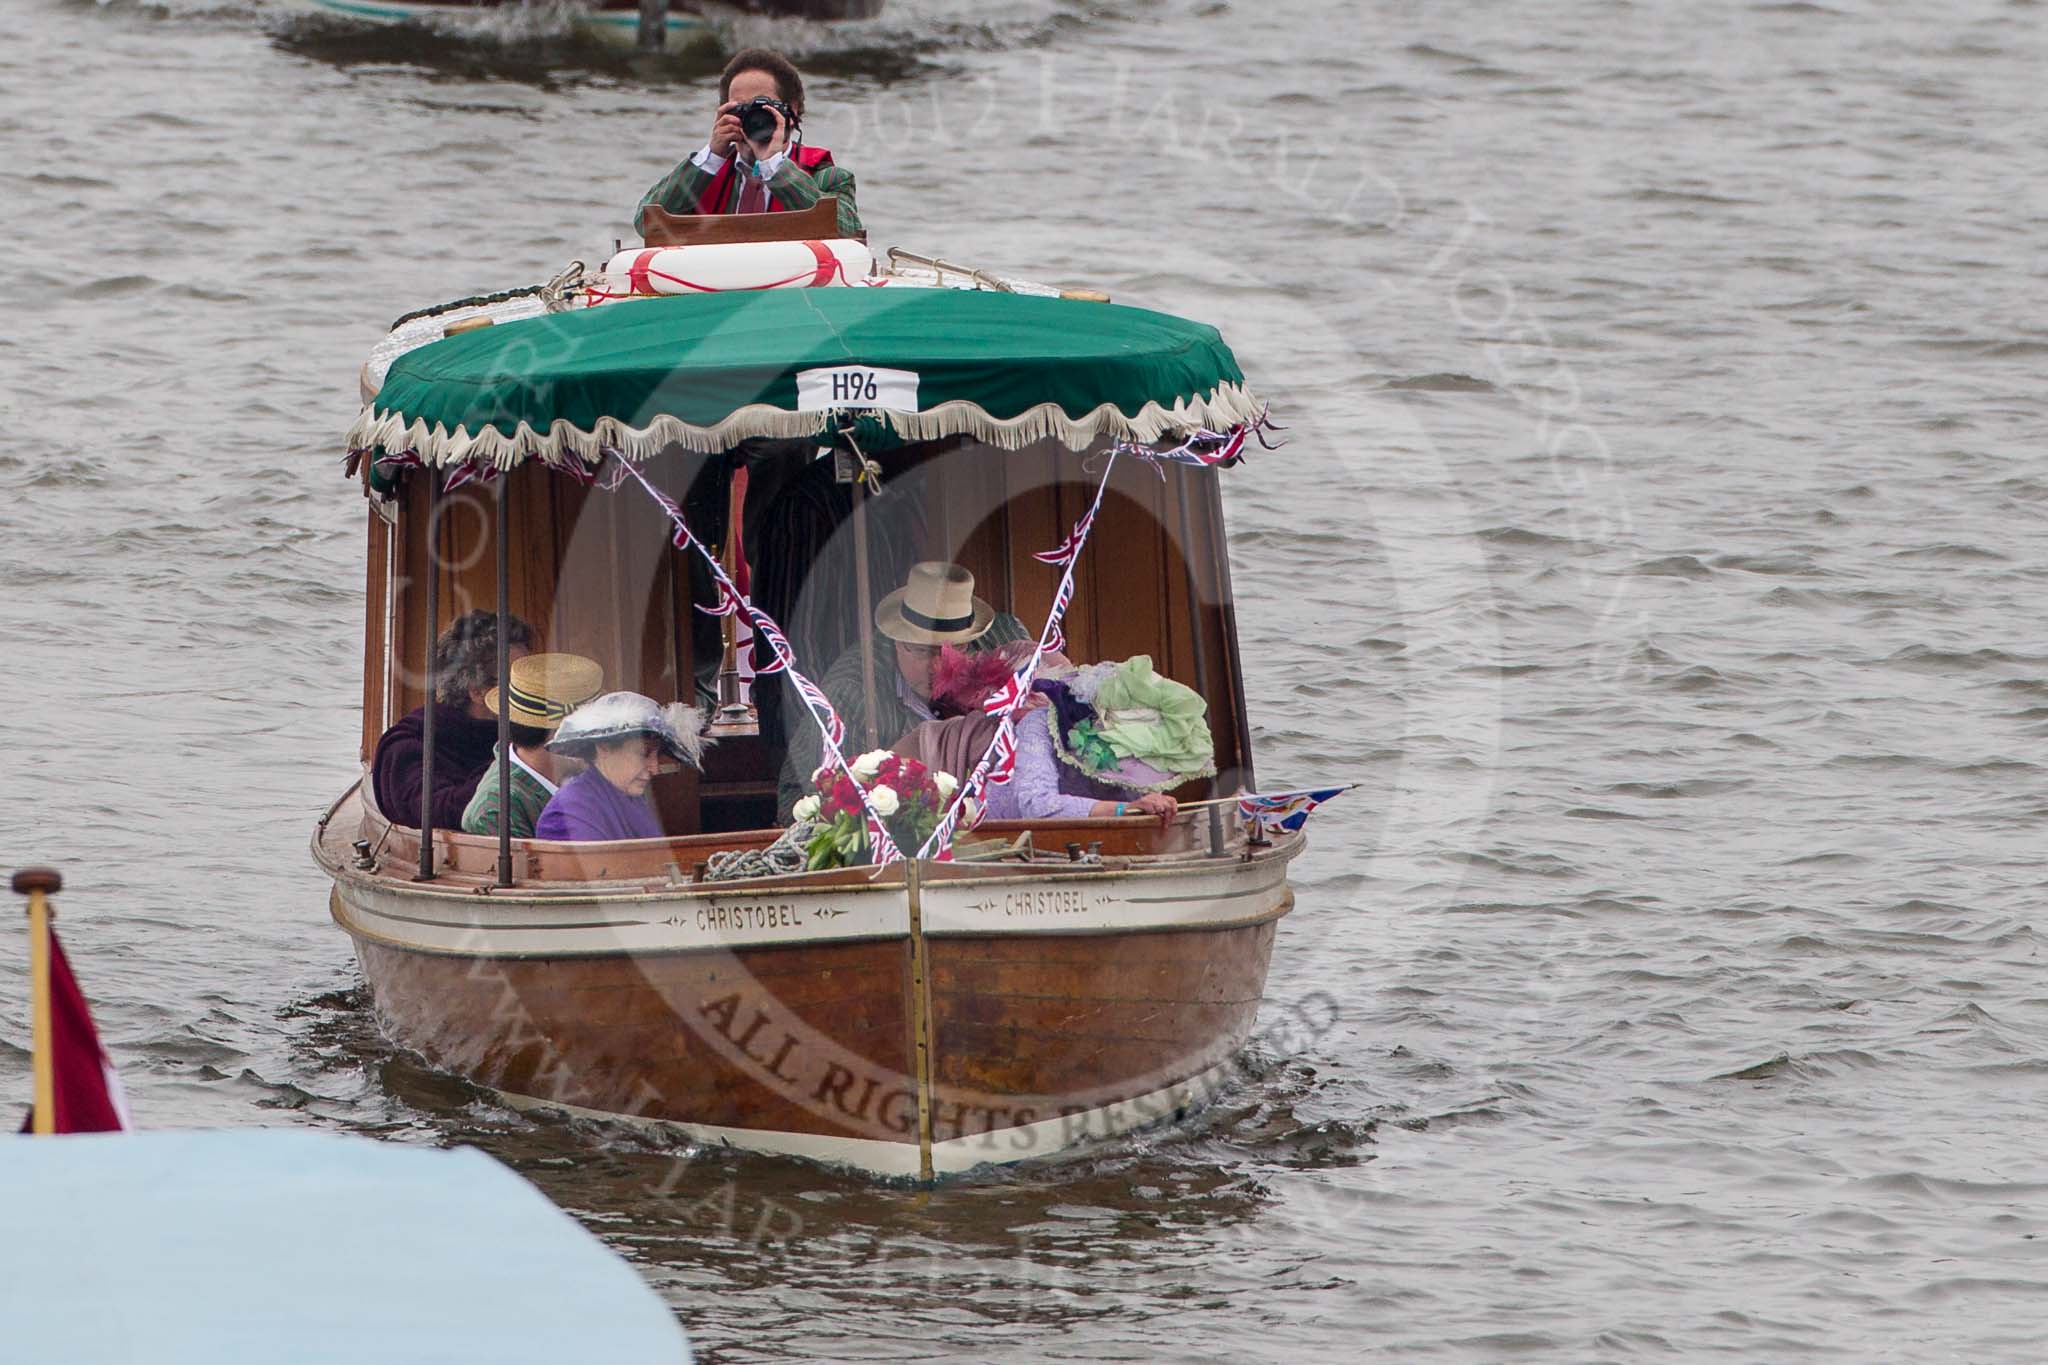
[545,691,712,767]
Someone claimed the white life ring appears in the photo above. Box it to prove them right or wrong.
[593,238,875,302]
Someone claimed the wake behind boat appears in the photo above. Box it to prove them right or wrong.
[313,198,1311,1179]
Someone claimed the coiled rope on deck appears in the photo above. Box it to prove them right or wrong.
[703,820,818,882]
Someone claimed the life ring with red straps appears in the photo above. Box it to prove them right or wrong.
[592,238,876,302]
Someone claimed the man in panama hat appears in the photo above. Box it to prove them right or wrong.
[460,653,605,840]
[777,562,1027,820]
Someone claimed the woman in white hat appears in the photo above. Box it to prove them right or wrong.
[459,653,604,840]
[534,693,712,843]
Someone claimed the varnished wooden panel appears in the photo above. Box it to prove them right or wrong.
[352,915,1276,1153]
[925,921,1275,1107]
[357,936,920,1144]
[641,197,842,247]
[387,460,700,720]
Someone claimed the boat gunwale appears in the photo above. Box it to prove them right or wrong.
[317,782,1303,910]
[328,883,1298,961]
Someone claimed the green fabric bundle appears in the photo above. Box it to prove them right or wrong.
[1090,655,1215,775]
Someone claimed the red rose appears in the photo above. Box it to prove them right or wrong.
[825,773,861,818]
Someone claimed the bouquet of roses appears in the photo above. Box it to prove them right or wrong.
[793,750,969,870]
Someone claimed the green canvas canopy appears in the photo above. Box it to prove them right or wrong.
[346,288,1264,469]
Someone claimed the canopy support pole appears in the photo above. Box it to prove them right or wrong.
[1207,485,1256,795]
[1173,467,1216,798]
[418,471,440,882]
[496,472,513,889]
[850,461,881,753]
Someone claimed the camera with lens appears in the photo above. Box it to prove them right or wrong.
[733,97,796,147]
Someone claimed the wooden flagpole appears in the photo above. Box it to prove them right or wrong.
[13,867,60,1135]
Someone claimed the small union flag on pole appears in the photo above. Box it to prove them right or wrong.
[13,868,129,1135]
[1236,785,1354,834]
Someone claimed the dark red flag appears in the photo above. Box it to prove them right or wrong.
[19,931,129,1134]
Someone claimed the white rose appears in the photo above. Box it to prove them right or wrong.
[933,771,959,800]
[791,794,821,823]
[851,749,890,781]
[868,784,901,817]
[962,796,983,825]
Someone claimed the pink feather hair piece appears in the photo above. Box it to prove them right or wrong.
[930,645,1022,719]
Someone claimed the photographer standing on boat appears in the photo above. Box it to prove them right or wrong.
[637,49,862,240]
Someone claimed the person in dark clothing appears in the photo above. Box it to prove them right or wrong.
[371,611,536,830]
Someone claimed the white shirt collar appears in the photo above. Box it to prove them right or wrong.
[510,748,559,796]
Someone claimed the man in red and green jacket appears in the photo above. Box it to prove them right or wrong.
[637,48,862,240]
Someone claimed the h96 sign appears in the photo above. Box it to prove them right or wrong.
[796,366,921,413]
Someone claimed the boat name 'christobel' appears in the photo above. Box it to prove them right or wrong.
[1003,889,1089,918]
[698,902,805,933]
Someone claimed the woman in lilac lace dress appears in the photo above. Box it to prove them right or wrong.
[991,655,1216,827]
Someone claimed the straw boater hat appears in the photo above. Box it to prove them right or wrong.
[875,562,996,646]
[484,653,604,731]
[546,692,712,767]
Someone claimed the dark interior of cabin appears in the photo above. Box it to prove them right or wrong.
[360,438,1252,837]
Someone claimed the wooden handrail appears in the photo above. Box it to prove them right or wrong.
[639,197,855,247]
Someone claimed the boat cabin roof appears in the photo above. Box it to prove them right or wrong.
[348,287,1264,472]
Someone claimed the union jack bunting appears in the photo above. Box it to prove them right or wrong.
[982,670,1031,717]
[985,718,1017,786]
[697,579,745,618]
[1121,410,1286,472]
[791,671,845,749]
[549,456,598,487]
[1047,572,1075,627]
[864,812,904,865]
[1032,505,1098,567]
[922,804,965,858]
[1123,429,1238,470]
[1237,785,1354,834]
[371,449,424,472]
[441,460,500,493]
[747,612,793,674]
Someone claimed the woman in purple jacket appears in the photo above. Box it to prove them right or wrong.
[534,693,711,842]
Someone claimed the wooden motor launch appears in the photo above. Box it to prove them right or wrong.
[315,210,1301,1179]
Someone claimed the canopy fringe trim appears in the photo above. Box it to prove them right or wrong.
[343,382,1265,469]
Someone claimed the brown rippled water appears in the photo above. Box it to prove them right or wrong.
[6,0,2048,1358]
